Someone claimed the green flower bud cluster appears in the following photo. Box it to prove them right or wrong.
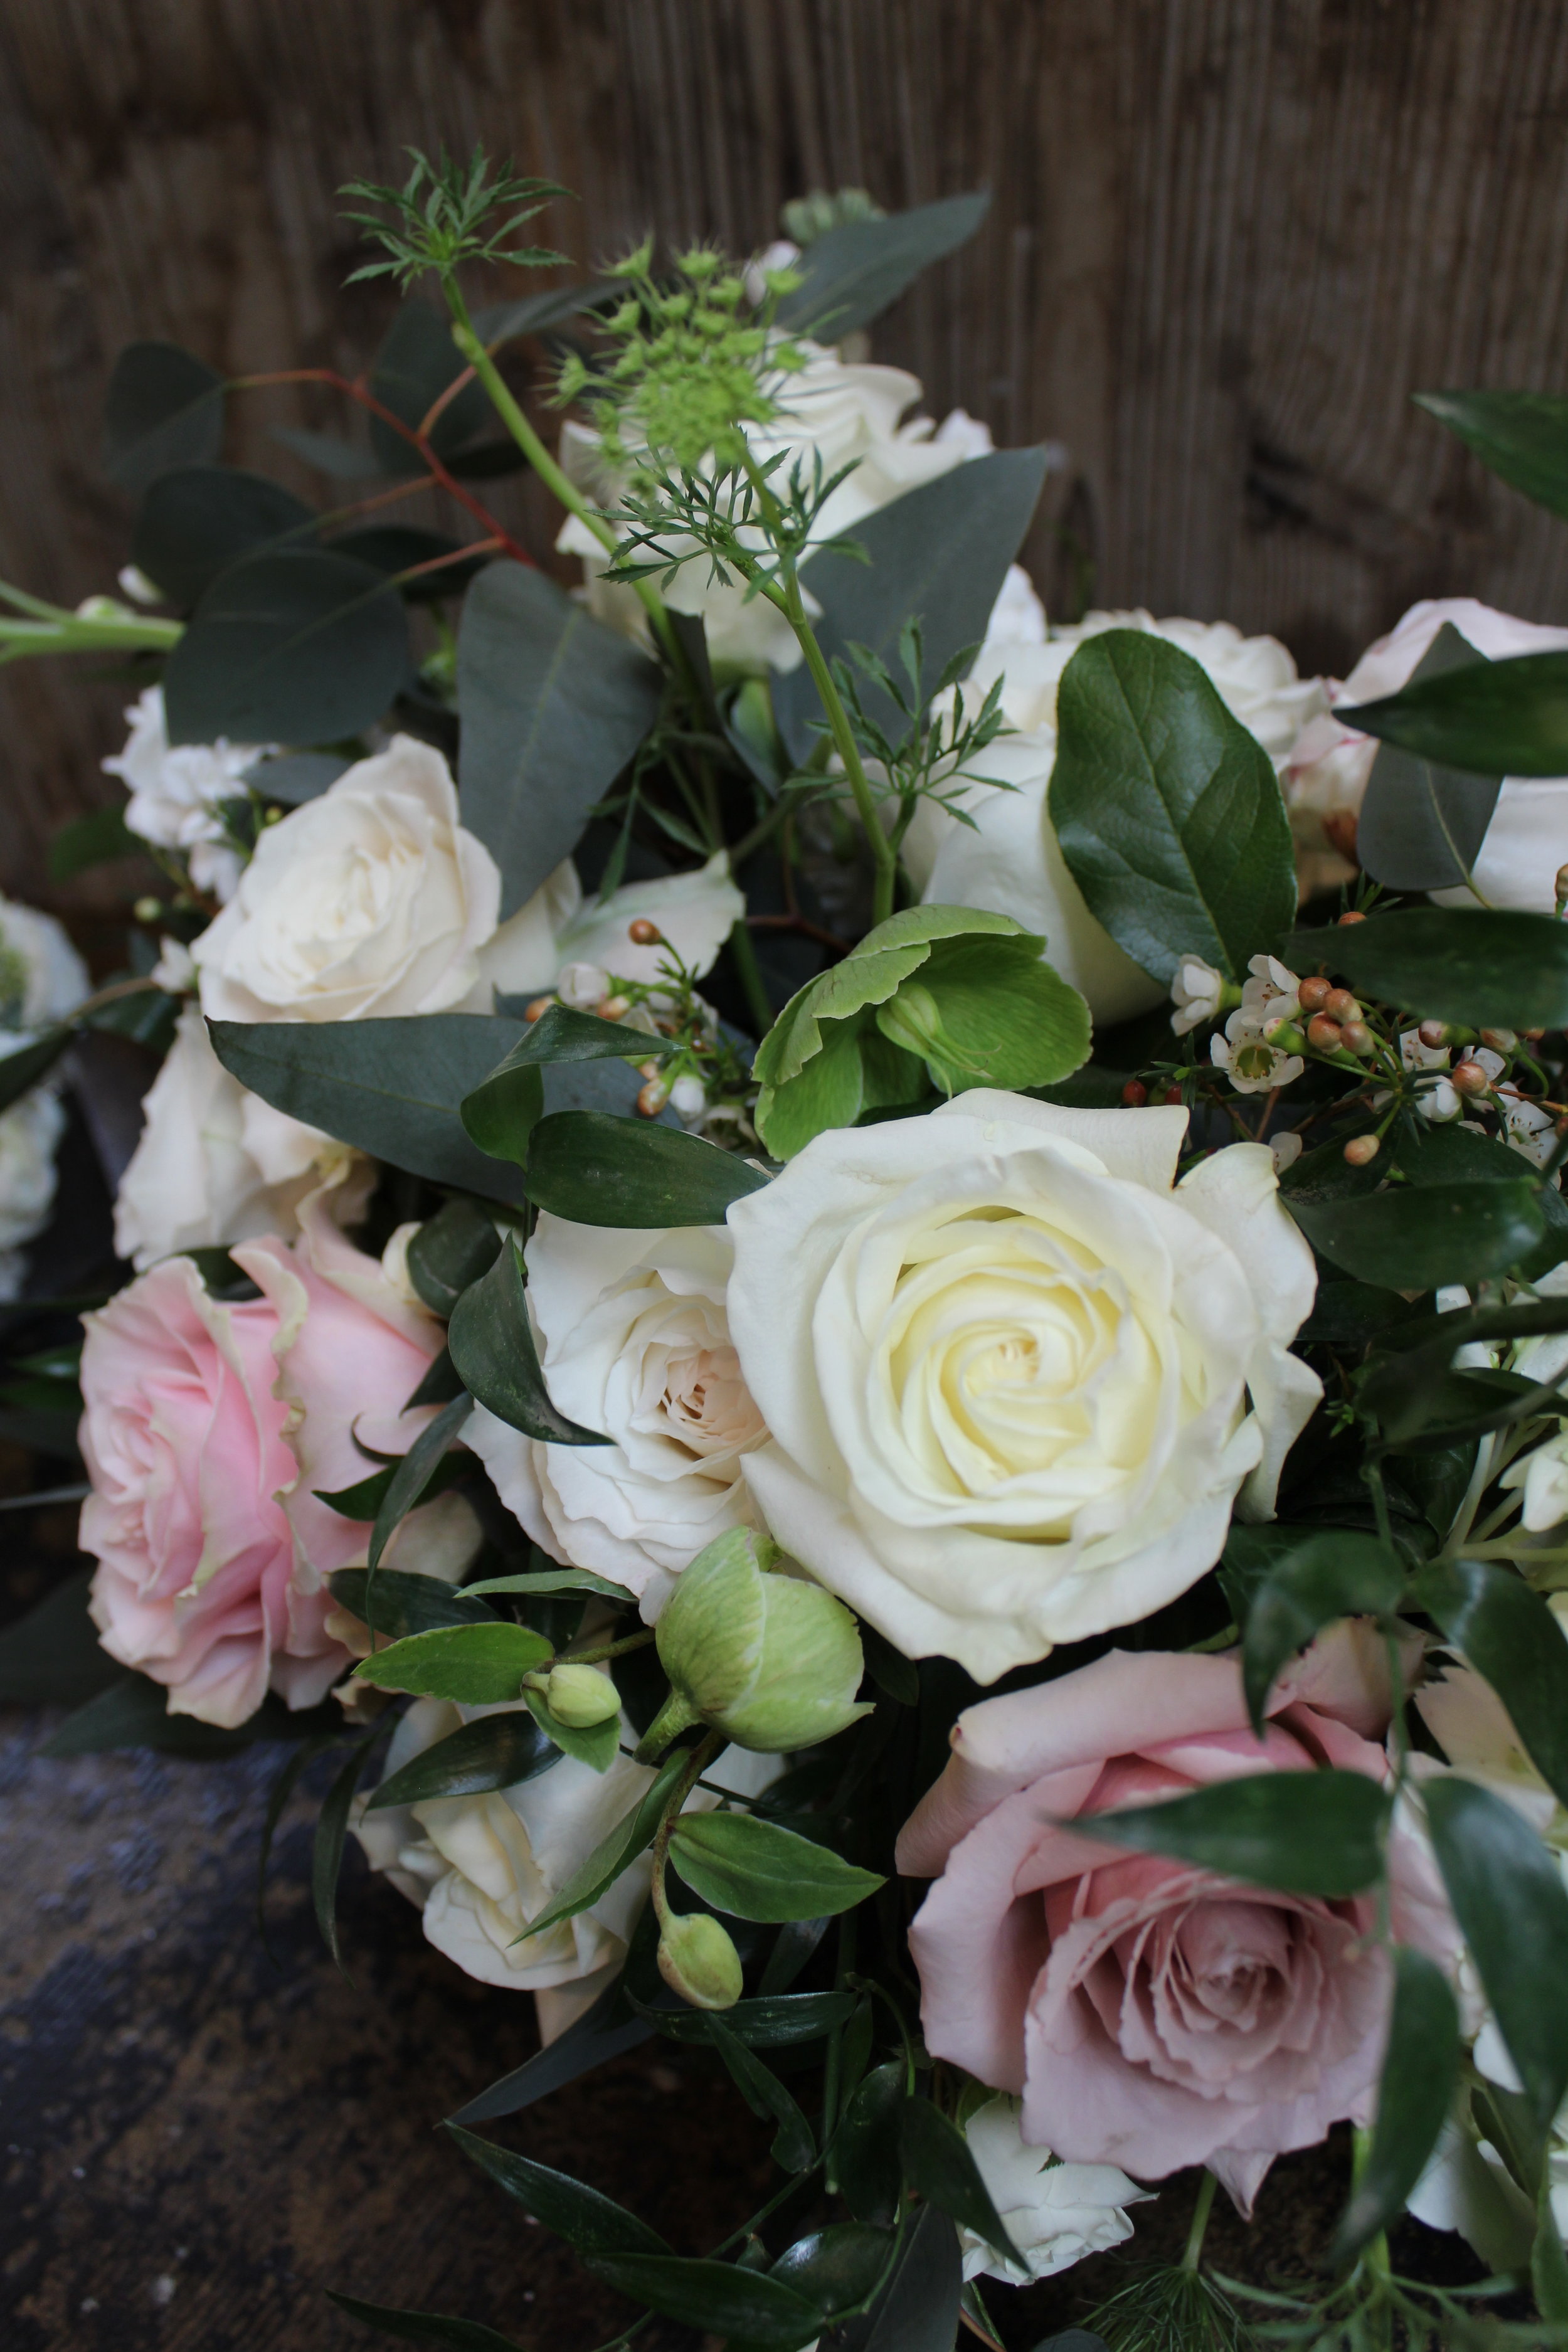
[541,1663,621,1728]
[639,1527,872,1759]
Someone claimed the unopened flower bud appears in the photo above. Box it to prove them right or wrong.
[670,1073,707,1121]
[1417,1019,1449,1049]
[1298,975,1333,1014]
[1264,1019,1306,1054]
[1324,989,1360,1023]
[1343,1133,1380,1167]
[133,896,164,924]
[524,996,554,1023]
[1120,1079,1147,1108]
[557,962,610,1010]
[601,995,632,1021]
[628,918,664,946]
[637,1076,671,1118]
[637,1058,664,1081]
[642,1527,872,1758]
[1307,1014,1343,1051]
[657,1912,743,2010]
[1451,1059,1491,1096]
[1163,1084,1184,1106]
[1480,1028,1518,1056]
[544,1663,621,1728]
[1340,1020,1374,1056]
[1337,909,1367,926]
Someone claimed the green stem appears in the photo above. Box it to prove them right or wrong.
[635,1687,700,1764]
[0,610,183,662]
[1182,2168,1218,2272]
[648,1727,722,1921]
[725,916,775,1037]
[563,1629,656,1665]
[821,1905,861,2193]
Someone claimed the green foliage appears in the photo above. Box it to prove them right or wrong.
[1241,1532,1405,1733]
[352,1621,554,1703]
[522,1683,619,1773]
[522,1108,770,1226]
[1416,388,1568,520]
[327,2292,526,2349]
[666,1811,886,1921]
[313,1738,378,1972]
[1425,1775,1568,2128]
[443,2123,668,2255]
[524,1752,690,1941]
[1089,1769,1389,1897]
[0,1028,71,1113]
[341,148,566,291]
[1342,647,1568,778]
[131,463,316,610]
[459,1037,545,1166]
[1291,906,1568,1030]
[583,2250,823,2349]
[365,1392,474,1577]
[326,1569,497,1643]
[405,1198,504,1315]
[775,192,990,341]
[48,803,140,881]
[161,546,410,744]
[1335,1947,1460,2260]
[366,299,492,474]
[1356,622,1502,891]
[445,1239,610,1444]
[0,1569,123,1709]
[1049,629,1299,984]
[640,1988,857,2047]
[815,2204,961,2352]
[1410,1558,1568,1807]
[1290,1180,1545,1292]
[366,1710,559,1811]
[896,2096,1025,2272]
[102,340,224,495]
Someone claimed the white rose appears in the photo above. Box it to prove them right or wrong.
[103,684,268,901]
[958,2097,1151,2286]
[472,851,744,1004]
[901,606,1326,1027]
[557,339,995,671]
[1283,597,1568,904]
[114,1003,363,1269]
[0,894,88,1034]
[726,1093,1321,1681]
[0,1089,66,1296]
[193,737,500,1022]
[468,1215,768,1615]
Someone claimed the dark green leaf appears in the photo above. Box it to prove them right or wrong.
[132,463,316,609]
[1409,1558,1568,1808]
[775,193,990,342]
[1087,1769,1389,1897]
[457,563,662,918]
[48,803,140,881]
[1425,1774,1568,2127]
[162,548,409,745]
[1298,1280,1407,1346]
[469,280,618,348]
[1357,624,1501,891]
[329,524,485,602]
[1335,1946,1459,2260]
[270,426,379,480]
[668,1812,886,1922]
[523,1683,619,1772]
[103,341,223,495]
[1278,1131,1387,1206]
[702,2011,816,2171]
[447,1971,653,2126]
[41,1673,263,1757]
[525,1752,690,1941]
[406,1199,504,1315]
[862,1624,919,1707]
[0,1567,129,1708]
[464,1566,628,1601]
[584,2252,821,2349]
[369,299,490,475]
[243,750,349,803]
[459,1042,545,1167]
[447,1239,609,1444]
[368,1708,559,1812]
[1242,1532,1406,1734]
[353,1620,553,1703]
[898,2097,1025,2272]
[366,1392,472,1578]
[775,450,1049,762]
[496,1000,677,1068]
[524,1110,769,1227]
[208,1015,530,1202]
[443,2123,667,2255]
[837,2062,906,2227]
[641,1988,857,2048]
[0,1029,71,1113]
[326,1569,497,1641]
[1342,649,1568,778]
[405,1347,467,1409]
[1290,907,1568,1031]
[1290,1180,1545,1293]
[326,2292,522,2351]
[771,2225,891,2319]
[314,1739,375,1971]
[818,2204,961,2352]
[315,1446,469,1525]
[1049,630,1298,985]
[1416,389,1568,521]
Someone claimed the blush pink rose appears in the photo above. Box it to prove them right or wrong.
[82,1186,448,1727]
[897,1628,1457,2213]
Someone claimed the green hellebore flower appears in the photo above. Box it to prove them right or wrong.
[641,1527,873,1758]
[657,1911,742,2010]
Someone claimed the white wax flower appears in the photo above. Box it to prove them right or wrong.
[1170,955,1226,1035]
[472,852,744,1004]
[958,2097,1152,2286]
[1210,1009,1305,1096]
[103,685,268,901]
[1501,1430,1568,1532]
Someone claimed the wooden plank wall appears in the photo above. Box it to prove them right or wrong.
[5,0,1568,897]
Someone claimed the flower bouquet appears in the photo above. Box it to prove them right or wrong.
[8,152,1568,2351]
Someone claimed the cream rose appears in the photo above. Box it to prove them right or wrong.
[193,736,501,1022]
[901,607,1327,1026]
[468,1215,767,1615]
[726,1093,1320,1681]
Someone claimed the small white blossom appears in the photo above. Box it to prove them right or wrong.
[1417,1077,1463,1123]
[1170,955,1226,1036]
[1501,1429,1568,1532]
[1497,1083,1558,1168]
[670,1073,707,1123]
[1401,1027,1450,1074]
[1269,1130,1303,1175]
[1240,953,1301,1022]
[149,936,196,994]
[103,685,269,901]
[556,962,611,1010]
[116,564,164,607]
[957,2098,1152,2287]
[1210,1007,1303,1095]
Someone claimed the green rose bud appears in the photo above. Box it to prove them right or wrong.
[641,1527,873,1757]
[544,1663,621,1728]
[657,1910,743,2010]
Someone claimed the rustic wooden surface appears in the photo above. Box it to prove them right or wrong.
[6,0,1568,897]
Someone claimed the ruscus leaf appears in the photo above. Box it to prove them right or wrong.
[447,1240,610,1444]
[667,1812,886,1922]
[442,2124,668,2256]
[326,1569,497,1643]
[326,2291,524,2351]
[1355,623,1502,892]
[367,1708,559,1812]
[1341,649,1568,778]
[1241,1532,1406,1733]
[1290,907,1568,1031]
[352,1621,553,1704]
[522,1110,770,1227]
[583,2251,822,2349]
[1417,389,1568,521]
[1425,1774,1568,2127]
[898,2095,1026,2272]
[1333,1946,1459,2260]
[1411,1558,1568,1808]
[405,1198,504,1315]
[1086,1769,1389,1897]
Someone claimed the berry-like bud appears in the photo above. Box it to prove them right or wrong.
[544,1663,622,1728]
[1337,909,1367,926]
[1480,1028,1518,1055]
[628,918,664,946]
[637,1077,671,1118]
[1343,1133,1380,1167]
[1417,1019,1449,1049]
[657,1912,743,2010]
[1298,975,1333,1014]
[602,995,632,1021]
[524,996,554,1023]
[1307,1014,1343,1051]
[645,1527,872,1757]
[1163,1084,1184,1106]
[1451,1059,1491,1096]
[1340,1020,1374,1056]
[1324,989,1360,1023]
[133,896,163,924]
[1120,1079,1148,1108]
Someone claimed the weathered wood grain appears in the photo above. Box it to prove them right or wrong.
[4,0,1568,903]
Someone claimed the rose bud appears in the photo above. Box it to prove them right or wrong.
[1306,1014,1343,1051]
[628,918,665,947]
[1340,1020,1374,1056]
[1451,1059,1491,1096]
[1324,989,1360,1023]
[543,1663,622,1728]
[1298,975,1333,1014]
[657,1912,743,2010]
[1417,1020,1449,1049]
[639,1527,872,1758]
[1343,1133,1380,1167]
[1120,1079,1148,1108]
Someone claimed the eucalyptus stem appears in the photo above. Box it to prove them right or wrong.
[1183,2168,1219,2272]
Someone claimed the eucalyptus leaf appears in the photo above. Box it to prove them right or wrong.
[1356,623,1501,892]
[272,426,381,479]
[457,563,662,918]
[208,1015,529,1202]
[103,340,224,495]
[326,2292,524,2351]
[1049,630,1298,985]
[447,1239,610,1444]
[1342,650,1568,779]
[443,2123,669,2256]
[329,524,485,601]
[242,751,349,803]
[132,463,317,610]
[524,1110,770,1227]
[1425,1775,1568,2127]
[1334,1946,1459,2260]
[1241,1532,1406,1733]
[1408,1558,1568,1808]
[1288,1180,1545,1291]
[1416,389,1568,521]
[368,1710,559,1812]
[583,2252,822,2349]
[776,193,990,341]
[369,298,490,474]
[327,1569,498,1643]
[898,2096,1027,2273]
[1087,1769,1389,1897]
[162,548,410,745]
[352,1621,553,1703]
[406,1197,504,1315]
[470,280,618,347]
[1289,908,1568,1030]
[667,1811,886,1922]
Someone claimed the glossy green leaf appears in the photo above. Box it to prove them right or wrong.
[1409,1558,1568,1808]
[459,1040,545,1168]
[314,1738,376,1972]
[641,1987,857,2048]
[103,340,223,495]
[757,1019,930,1158]
[1357,623,1501,891]
[132,463,317,609]
[1290,907,1568,1031]
[0,1567,122,1708]
[1342,649,1568,778]
[352,1620,553,1703]
[464,1566,628,1601]
[367,1708,559,1813]
[702,2011,816,2171]
[775,450,1049,762]
[316,1444,469,1528]
[448,1969,653,2126]
[443,2123,667,2255]
[667,1812,886,1922]
[457,563,662,918]
[326,1569,497,1643]
[775,193,990,341]
[1088,1769,1389,1897]
[242,750,349,804]
[817,2203,961,2352]
[366,1392,472,1578]
[837,2062,906,2228]
[1425,1774,1568,2127]
[0,1029,71,1114]
[772,2225,891,2320]
[329,524,485,601]
[447,1239,609,1444]
[523,1683,619,1772]
[40,1673,283,1758]
[495,1000,676,1067]
[369,299,490,474]
[1049,630,1298,985]
[162,547,409,744]
[208,1015,529,1202]
[1416,389,1568,519]
[48,803,140,881]
[897,2096,1025,2272]
[1289,1180,1545,1292]
[584,2252,822,2349]
[524,1751,689,1942]
[327,2292,523,2351]
[1242,1532,1406,1734]
[1334,1946,1460,2260]
[406,1198,504,1316]
[524,1110,770,1227]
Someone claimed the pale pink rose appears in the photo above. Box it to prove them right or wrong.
[897,1629,1456,2213]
